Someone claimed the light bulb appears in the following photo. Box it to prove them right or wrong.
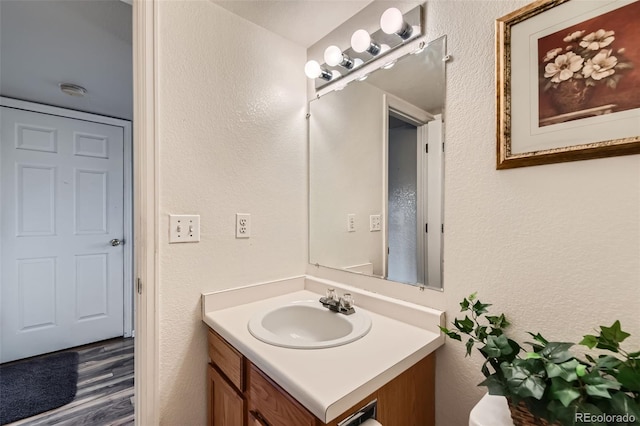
[304,60,322,79]
[351,29,372,53]
[380,8,404,34]
[324,46,343,67]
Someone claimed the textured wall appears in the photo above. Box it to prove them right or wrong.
[431,2,639,422]
[156,1,307,424]
[309,1,640,425]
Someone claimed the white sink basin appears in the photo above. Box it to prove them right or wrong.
[247,299,372,349]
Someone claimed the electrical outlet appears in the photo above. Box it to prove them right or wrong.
[236,213,251,238]
[169,214,200,243]
[370,214,381,232]
[347,214,356,232]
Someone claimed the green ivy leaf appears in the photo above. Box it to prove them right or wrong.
[540,342,574,363]
[478,374,506,396]
[465,338,475,357]
[468,292,477,302]
[460,298,470,311]
[576,364,587,377]
[580,334,598,349]
[628,351,640,359]
[528,332,549,346]
[546,400,577,425]
[545,359,580,382]
[438,326,462,341]
[593,355,622,372]
[501,359,546,400]
[472,300,491,316]
[582,371,621,399]
[617,365,640,392]
[526,352,542,360]
[610,392,640,418]
[597,320,630,352]
[475,326,488,341]
[487,314,510,329]
[549,377,581,407]
[454,316,474,334]
[482,335,514,358]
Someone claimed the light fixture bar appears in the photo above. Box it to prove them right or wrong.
[311,5,424,90]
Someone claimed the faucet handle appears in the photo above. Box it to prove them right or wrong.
[326,288,338,302]
[340,293,354,309]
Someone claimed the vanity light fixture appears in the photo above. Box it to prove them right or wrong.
[305,5,424,88]
[380,7,414,40]
[350,29,381,55]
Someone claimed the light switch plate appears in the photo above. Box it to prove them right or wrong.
[169,215,200,243]
[347,214,356,232]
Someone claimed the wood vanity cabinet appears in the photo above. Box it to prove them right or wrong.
[207,328,435,426]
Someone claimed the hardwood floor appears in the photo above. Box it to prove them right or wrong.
[6,338,134,426]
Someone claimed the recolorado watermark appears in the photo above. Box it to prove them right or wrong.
[576,412,636,424]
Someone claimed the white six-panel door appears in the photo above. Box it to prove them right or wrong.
[1,105,125,362]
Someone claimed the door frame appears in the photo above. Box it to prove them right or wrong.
[382,94,434,283]
[133,0,159,424]
[0,96,134,338]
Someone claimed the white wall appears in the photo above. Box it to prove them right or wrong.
[308,1,640,425]
[156,1,307,424]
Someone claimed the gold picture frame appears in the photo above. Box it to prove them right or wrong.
[496,0,640,169]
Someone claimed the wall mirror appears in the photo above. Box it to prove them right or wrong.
[309,35,446,289]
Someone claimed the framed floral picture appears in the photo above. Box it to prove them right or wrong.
[496,0,640,169]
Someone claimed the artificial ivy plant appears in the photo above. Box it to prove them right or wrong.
[440,293,640,425]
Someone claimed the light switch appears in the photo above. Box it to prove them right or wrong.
[169,215,200,243]
[347,214,356,232]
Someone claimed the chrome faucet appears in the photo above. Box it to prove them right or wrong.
[319,288,355,315]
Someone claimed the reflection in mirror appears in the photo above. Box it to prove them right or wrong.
[309,36,446,289]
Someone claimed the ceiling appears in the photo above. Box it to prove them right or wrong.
[0,0,133,120]
[213,0,374,48]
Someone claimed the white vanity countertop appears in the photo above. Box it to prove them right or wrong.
[201,275,444,423]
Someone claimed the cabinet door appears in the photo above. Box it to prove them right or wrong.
[247,364,316,426]
[248,410,269,426]
[208,365,245,426]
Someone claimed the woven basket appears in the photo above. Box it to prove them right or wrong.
[507,399,561,426]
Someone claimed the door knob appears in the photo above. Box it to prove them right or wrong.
[110,239,124,247]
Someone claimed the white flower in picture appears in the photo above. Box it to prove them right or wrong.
[582,49,618,81]
[579,29,615,50]
[544,52,584,83]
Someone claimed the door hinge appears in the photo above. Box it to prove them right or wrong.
[425,223,428,233]
[137,278,142,294]
[425,144,428,153]
[441,224,444,233]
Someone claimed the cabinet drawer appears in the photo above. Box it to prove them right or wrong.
[248,364,316,426]
[208,329,244,391]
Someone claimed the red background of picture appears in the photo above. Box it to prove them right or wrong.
[537,1,640,123]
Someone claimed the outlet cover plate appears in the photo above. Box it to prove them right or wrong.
[370,214,381,232]
[169,214,200,243]
[236,213,251,238]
